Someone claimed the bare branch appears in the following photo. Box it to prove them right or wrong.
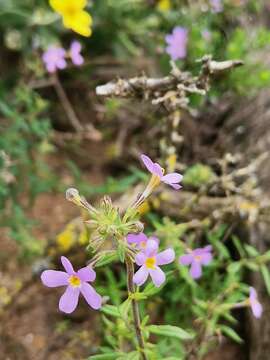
[95,56,243,110]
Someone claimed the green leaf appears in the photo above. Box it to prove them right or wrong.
[220,325,243,344]
[244,245,259,257]
[95,252,118,267]
[261,265,270,295]
[147,325,194,340]
[101,305,120,318]
[88,353,121,360]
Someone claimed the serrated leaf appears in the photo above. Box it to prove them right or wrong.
[147,325,194,340]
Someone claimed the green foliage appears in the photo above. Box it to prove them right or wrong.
[0,86,55,257]
[183,164,216,188]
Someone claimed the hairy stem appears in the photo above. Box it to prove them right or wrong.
[125,256,148,360]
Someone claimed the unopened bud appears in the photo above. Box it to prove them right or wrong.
[133,221,144,233]
[66,188,80,201]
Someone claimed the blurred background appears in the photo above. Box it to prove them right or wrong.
[0,0,270,359]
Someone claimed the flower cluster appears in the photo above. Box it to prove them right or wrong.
[49,0,92,37]
[41,153,263,321]
[129,233,175,287]
[42,41,84,73]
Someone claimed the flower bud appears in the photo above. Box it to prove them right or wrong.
[66,187,80,201]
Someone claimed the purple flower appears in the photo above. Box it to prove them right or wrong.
[127,232,159,251]
[133,239,175,287]
[249,287,263,319]
[42,46,67,73]
[141,154,183,190]
[210,0,223,13]
[165,26,188,61]
[179,245,213,279]
[41,256,102,313]
[70,41,84,66]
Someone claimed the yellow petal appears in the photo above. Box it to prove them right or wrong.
[49,0,87,13]
[157,0,171,11]
[63,10,92,37]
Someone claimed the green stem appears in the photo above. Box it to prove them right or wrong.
[125,256,148,360]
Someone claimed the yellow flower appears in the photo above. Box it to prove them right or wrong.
[49,0,92,37]
[157,0,171,12]
[56,223,75,251]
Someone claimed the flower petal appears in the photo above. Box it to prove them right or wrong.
[59,286,80,313]
[153,163,163,177]
[202,245,212,253]
[141,154,155,174]
[200,252,213,266]
[127,232,148,246]
[148,236,160,245]
[41,270,69,287]
[249,287,257,300]
[80,282,102,310]
[135,252,147,266]
[190,261,202,279]
[149,267,166,287]
[61,256,75,274]
[251,300,263,319]
[133,266,149,286]
[77,266,96,282]
[168,183,182,190]
[156,248,175,265]
[70,40,82,53]
[179,254,193,266]
[162,173,183,184]
[145,239,159,257]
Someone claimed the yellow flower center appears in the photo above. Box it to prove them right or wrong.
[145,257,156,269]
[68,275,81,287]
[195,255,202,262]
[140,241,146,248]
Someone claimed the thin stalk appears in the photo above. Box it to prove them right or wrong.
[125,256,148,360]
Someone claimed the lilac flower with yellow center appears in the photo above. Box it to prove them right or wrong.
[165,26,188,61]
[248,287,263,318]
[70,40,84,66]
[179,245,212,279]
[41,256,102,313]
[133,239,175,287]
[42,46,67,73]
[127,232,159,251]
[141,154,183,191]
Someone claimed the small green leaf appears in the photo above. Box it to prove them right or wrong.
[147,325,194,340]
[261,265,270,295]
[101,305,120,318]
[244,245,259,257]
[220,325,243,344]
[88,353,121,359]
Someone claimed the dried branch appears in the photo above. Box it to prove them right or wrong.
[95,55,243,110]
